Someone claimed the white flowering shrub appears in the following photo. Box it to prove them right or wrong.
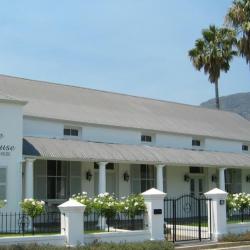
[20,198,45,218]
[72,192,93,214]
[120,194,147,219]
[92,193,118,219]
[227,193,250,212]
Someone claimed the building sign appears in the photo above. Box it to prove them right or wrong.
[0,133,16,156]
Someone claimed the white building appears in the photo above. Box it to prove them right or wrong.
[1,74,250,212]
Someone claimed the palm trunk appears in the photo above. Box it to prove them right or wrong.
[214,80,220,110]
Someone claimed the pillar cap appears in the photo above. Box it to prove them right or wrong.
[142,188,166,199]
[204,188,228,199]
[58,198,86,213]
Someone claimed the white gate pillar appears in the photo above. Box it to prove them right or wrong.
[58,199,85,247]
[142,188,166,241]
[204,188,228,241]
[25,158,35,198]
[155,164,165,192]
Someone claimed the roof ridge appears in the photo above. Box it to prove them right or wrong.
[0,73,239,116]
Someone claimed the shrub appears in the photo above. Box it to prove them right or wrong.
[92,193,118,219]
[20,198,45,218]
[227,193,250,212]
[120,194,147,219]
[72,192,93,214]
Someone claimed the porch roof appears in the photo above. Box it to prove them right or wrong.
[23,137,250,168]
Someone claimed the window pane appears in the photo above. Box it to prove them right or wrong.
[141,180,147,192]
[0,169,6,183]
[71,129,79,136]
[70,177,81,196]
[147,165,155,179]
[47,161,56,176]
[35,177,47,199]
[141,165,147,178]
[57,177,66,199]
[64,128,70,136]
[70,162,81,176]
[47,177,56,199]
[0,185,6,200]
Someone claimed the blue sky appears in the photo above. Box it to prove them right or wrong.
[0,0,249,105]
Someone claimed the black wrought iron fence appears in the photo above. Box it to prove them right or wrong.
[0,212,60,235]
[227,207,250,223]
[84,212,145,232]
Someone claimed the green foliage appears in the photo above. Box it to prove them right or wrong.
[72,193,147,221]
[227,192,250,212]
[120,194,147,219]
[20,199,45,219]
[72,192,93,214]
[92,193,118,219]
[226,0,250,65]
[0,241,174,250]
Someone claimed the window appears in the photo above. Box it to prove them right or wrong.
[141,135,152,143]
[0,168,6,200]
[225,169,242,194]
[242,145,249,151]
[64,128,79,137]
[34,160,82,200]
[192,140,201,146]
[190,167,204,174]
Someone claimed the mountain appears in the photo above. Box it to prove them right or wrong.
[200,92,250,121]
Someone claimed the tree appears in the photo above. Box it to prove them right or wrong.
[226,0,250,66]
[188,25,237,109]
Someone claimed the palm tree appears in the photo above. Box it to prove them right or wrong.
[188,25,237,109]
[226,0,250,66]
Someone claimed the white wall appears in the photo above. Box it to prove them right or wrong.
[83,125,140,144]
[0,102,24,212]
[118,163,131,198]
[23,117,63,138]
[166,166,190,197]
[155,133,191,149]
[81,162,95,197]
[205,138,242,153]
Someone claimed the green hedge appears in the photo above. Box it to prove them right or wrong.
[0,241,174,250]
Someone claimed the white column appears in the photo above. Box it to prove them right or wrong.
[219,168,226,191]
[142,188,166,241]
[98,162,107,194]
[205,188,228,241]
[58,199,85,246]
[156,164,165,191]
[25,158,35,199]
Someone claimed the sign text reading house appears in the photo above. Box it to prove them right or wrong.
[0,133,16,156]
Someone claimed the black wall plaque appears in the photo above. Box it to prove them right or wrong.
[154,209,162,215]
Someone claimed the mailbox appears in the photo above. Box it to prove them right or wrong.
[154,209,162,215]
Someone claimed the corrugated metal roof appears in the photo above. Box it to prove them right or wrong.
[23,136,250,168]
[1,74,250,141]
[0,91,26,104]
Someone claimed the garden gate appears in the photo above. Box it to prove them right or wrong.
[164,194,212,242]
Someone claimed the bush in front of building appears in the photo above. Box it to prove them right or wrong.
[20,198,45,218]
[72,192,93,214]
[119,194,147,219]
[227,193,250,213]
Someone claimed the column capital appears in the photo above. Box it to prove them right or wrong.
[155,164,165,168]
[25,158,36,164]
[97,162,108,166]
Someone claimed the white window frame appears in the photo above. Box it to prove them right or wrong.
[63,126,81,138]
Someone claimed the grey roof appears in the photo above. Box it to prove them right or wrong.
[0,91,26,105]
[0,74,250,141]
[23,136,250,168]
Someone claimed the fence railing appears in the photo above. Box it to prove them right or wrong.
[227,207,250,223]
[84,212,145,232]
[0,212,61,235]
